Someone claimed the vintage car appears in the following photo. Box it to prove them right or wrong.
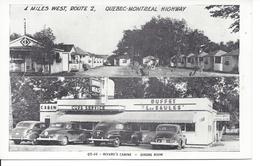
[10,121,47,145]
[89,121,142,147]
[37,122,92,145]
[150,124,187,149]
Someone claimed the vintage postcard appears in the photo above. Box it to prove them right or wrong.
[0,0,252,160]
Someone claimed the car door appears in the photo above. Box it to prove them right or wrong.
[68,123,83,142]
[121,124,133,143]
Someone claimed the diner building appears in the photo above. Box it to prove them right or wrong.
[40,78,229,146]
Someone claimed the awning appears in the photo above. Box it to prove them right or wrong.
[56,114,119,122]
[56,111,195,123]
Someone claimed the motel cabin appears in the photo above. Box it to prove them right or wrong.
[114,54,131,66]
[81,53,107,69]
[197,51,207,70]
[203,50,227,71]
[186,53,196,68]
[177,54,186,68]
[10,35,69,74]
[222,49,239,73]
[55,44,84,72]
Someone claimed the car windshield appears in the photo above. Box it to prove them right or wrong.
[95,123,113,131]
[49,123,65,129]
[157,126,178,132]
[16,122,34,128]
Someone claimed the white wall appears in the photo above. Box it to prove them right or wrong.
[119,59,131,66]
[214,57,223,71]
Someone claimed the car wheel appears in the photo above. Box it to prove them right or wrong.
[113,138,120,147]
[152,145,158,149]
[177,141,182,150]
[60,137,68,146]
[13,140,21,145]
[83,139,89,144]
[182,140,186,149]
[31,138,38,145]
[94,141,101,146]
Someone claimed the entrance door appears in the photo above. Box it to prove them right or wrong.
[25,58,32,72]
[44,118,50,128]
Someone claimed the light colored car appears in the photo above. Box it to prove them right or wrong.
[150,124,187,149]
[10,121,47,145]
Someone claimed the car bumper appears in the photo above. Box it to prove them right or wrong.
[150,141,179,146]
[10,136,33,142]
[89,138,110,142]
[37,137,60,142]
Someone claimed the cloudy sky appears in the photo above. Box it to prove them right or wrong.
[10,5,239,55]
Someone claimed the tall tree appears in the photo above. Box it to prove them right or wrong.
[33,27,56,73]
[205,5,240,33]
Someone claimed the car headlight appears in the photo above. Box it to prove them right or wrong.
[44,131,48,136]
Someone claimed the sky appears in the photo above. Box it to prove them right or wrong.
[10,5,239,55]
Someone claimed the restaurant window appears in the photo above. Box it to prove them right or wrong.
[140,123,151,131]
[186,123,195,132]
[187,58,191,63]
[80,122,94,130]
[215,57,221,64]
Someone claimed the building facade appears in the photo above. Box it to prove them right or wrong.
[10,35,70,74]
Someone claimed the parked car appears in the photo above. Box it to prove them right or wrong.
[89,121,142,147]
[10,121,47,145]
[37,122,92,145]
[150,124,187,149]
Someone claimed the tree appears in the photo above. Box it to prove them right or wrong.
[33,27,56,73]
[205,5,240,33]
[10,33,22,41]
[10,77,94,127]
[113,17,216,66]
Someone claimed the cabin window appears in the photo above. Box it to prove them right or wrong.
[199,57,203,62]
[225,60,230,65]
[215,57,221,64]
[224,57,230,65]
[122,59,127,63]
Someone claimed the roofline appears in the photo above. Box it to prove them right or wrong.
[10,35,43,45]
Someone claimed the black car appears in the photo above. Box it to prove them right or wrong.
[89,121,142,147]
[37,122,92,145]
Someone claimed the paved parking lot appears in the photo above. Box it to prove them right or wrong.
[9,140,239,152]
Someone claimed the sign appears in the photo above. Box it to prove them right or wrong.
[40,104,57,112]
[71,105,105,111]
[215,113,230,121]
[20,37,31,46]
[145,105,185,111]
[58,105,125,112]
[91,86,101,93]
[90,78,102,87]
